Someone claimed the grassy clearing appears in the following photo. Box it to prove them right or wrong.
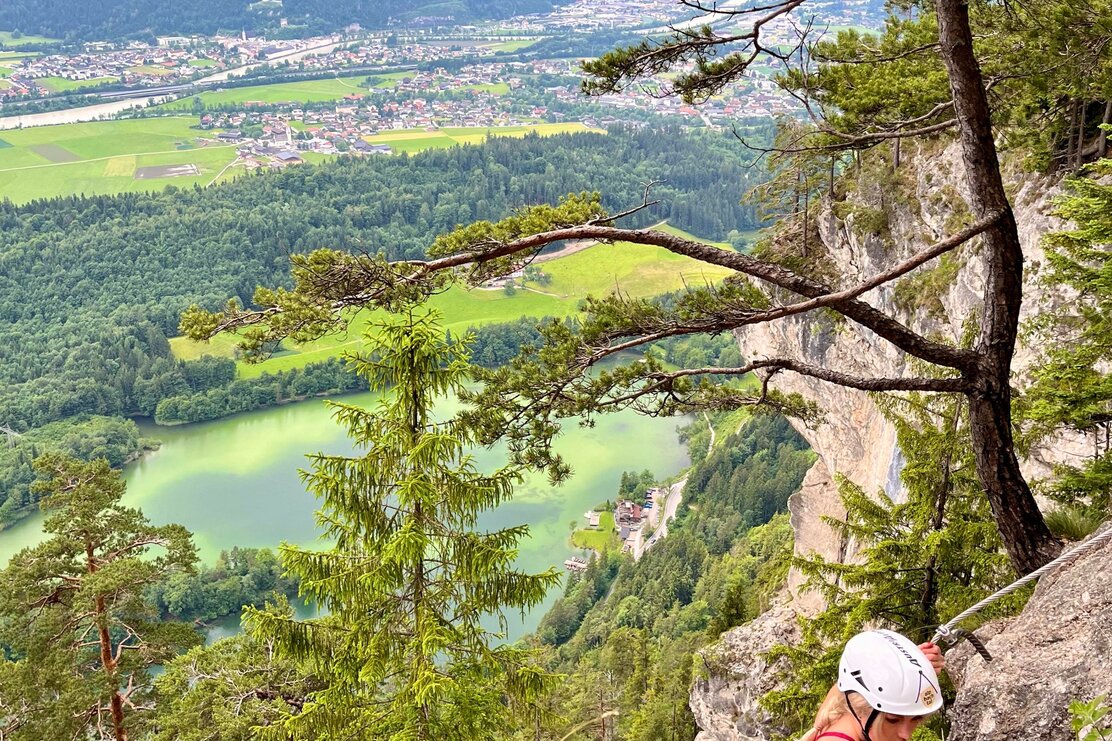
[0,31,58,46]
[172,221,738,378]
[710,407,754,448]
[571,511,618,551]
[37,75,118,92]
[485,39,539,53]
[369,71,415,89]
[188,58,218,68]
[128,64,176,76]
[0,117,240,202]
[171,331,243,362]
[360,122,602,153]
[159,75,374,108]
[461,82,510,95]
[527,221,733,299]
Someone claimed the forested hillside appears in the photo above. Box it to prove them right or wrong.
[525,415,814,738]
[0,0,568,41]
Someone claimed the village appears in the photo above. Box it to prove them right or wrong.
[565,484,676,573]
[182,51,803,153]
[478,0,882,35]
[0,28,520,102]
[0,42,225,99]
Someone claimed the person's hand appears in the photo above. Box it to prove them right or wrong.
[919,641,944,673]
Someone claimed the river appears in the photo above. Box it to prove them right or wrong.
[0,37,345,130]
[0,392,690,640]
[0,95,174,130]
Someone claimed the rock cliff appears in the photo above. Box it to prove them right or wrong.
[690,139,1096,739]
[945,527,1112,740]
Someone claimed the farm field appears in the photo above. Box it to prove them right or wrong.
[486,39,540,53]
[37,75,118,92]
[0,117,599,202]
[169,222,737,378]
[0,117,241,202]
[361,122,603,153]
[158,75,379,109]
[0,52,32,78]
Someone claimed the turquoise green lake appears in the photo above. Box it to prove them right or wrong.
[0,392,690,639]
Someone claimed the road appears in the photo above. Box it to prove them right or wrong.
[636,413,715,559]
[636,476,686,560]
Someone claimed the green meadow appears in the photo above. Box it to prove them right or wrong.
[37,75,118,92]
[571,511,618,552]
[485,39,539,53]
[461,82,510,94]
[0,31,58,47]
[0,117,241,202]
[360,123,603,153]
[159,75,380,108]
[370,71,415,89]
[524,221,733,299]
[170,221,737,378]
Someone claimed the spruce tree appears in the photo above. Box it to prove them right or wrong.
[1024,160,1112,520]
[244,309,561,740]
[0,454,198,741]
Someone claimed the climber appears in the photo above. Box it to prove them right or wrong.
[801,629,945,741]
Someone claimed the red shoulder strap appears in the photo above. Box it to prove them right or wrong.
[816,734,857,741]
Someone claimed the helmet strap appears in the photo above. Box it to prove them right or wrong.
[844,692,880,741]
[863,709,880,739]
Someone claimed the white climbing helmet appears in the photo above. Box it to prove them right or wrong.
[837,629,944,716]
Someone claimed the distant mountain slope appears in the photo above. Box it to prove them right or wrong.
[0,0,568,42]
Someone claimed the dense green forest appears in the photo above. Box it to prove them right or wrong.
[147,547,299,624]
[0,127,758,431]
[0,0,569,42]
[0,415,145,524]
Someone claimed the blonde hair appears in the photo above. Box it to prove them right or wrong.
[797,685,874,741]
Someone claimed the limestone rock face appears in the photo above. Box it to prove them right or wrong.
[691,140,1092,739]
[690,604,800,741]
[946,529,1112,741]
[737,140,1077,592]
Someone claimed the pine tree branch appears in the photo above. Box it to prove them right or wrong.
[412,224,983,371]
[648,360,969,392]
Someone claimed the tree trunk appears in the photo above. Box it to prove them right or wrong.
[1099,100,1111,159]
[88,544,128,741]
[1065,100,1078,168]
[934,0,1059,573]
[802,186,810,254]
[1075,101,1088,168]
[99,600,128,741]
